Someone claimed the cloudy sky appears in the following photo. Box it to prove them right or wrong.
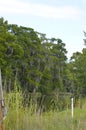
[0,0,86,59]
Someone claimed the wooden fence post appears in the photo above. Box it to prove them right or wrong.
[0,69,4,130]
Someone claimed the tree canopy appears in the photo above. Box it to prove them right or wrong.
[0,17,86,111]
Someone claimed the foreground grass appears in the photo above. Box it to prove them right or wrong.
[4,91,86,130]
[4,107,86,130]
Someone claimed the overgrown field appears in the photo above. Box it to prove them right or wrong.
[4,107,86,130]
[4,91,86,130]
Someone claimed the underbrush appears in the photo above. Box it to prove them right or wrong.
[3,88,86,130]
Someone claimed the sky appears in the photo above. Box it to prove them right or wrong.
[0,0,86,59]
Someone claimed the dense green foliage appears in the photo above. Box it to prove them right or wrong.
[0,17,86,111]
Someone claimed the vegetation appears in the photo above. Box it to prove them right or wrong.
[0,17,86,129]
[4,107,86,130]
[4,88,86,130]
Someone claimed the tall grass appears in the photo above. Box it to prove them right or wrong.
[4,107,86,130]
[3,85,86,130]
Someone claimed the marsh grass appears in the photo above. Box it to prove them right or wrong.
[4,106,86,130]
[3,86,86,130]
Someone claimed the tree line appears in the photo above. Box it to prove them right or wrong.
[0,17,86,111]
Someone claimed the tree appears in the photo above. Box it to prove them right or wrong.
[0,17,69,111]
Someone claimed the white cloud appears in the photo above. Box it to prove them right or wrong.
[0,0,83,19]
